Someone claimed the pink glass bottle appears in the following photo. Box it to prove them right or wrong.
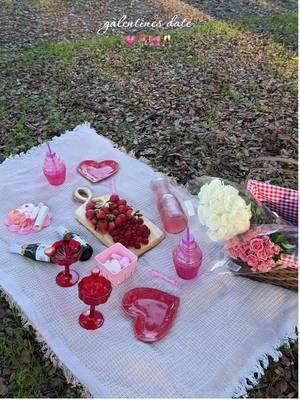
[172,229,202,280]
[151,176,187,234]
[43,144,66,186]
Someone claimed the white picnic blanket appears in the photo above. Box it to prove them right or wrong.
[0,124,297,398]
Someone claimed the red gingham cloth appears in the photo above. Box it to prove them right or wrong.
[247,180,298,225]
[247,179,298,269]
[279,255,298,270]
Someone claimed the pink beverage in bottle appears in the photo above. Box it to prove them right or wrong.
[172,229,202,280]
[151,176,187,234]
[43,144,66,185]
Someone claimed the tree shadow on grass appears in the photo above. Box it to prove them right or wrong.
[182,0,297,20]
[234,11,298,51]
[181,0,297,51]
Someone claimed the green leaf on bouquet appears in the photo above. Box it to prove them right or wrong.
[271,232,286,245]
[282,242,296,250]
[281,242,296,254]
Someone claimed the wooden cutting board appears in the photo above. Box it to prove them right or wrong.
[73,187,165,257]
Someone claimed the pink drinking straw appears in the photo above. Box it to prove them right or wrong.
[47,143,57,170]
[184,200,194,263]
[47,143,53,155]
[149,269,181,288]
[111,177,116,194]
[186,225,191,242]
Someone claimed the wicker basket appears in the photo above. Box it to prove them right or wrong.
[234,262,298,291]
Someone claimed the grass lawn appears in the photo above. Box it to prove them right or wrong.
[0,10,298,398]
[237,10,298,51]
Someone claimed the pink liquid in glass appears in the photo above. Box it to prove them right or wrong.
[43,150,66,186]
[173,232,202,280]
[152,177,187,234]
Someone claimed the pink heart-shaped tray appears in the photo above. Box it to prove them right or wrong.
[78,160,119,183]
[122,287,180,343]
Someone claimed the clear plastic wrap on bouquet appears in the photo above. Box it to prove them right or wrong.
[194,176,298,290]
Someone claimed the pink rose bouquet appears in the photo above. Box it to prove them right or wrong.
[228,235,289,273]
[226,227,298,290]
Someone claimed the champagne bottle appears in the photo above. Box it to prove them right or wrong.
[56,226,93,261]
[10,243,53,263]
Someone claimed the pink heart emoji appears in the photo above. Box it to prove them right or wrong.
[125,36,136,46]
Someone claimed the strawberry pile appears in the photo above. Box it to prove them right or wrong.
[85,194,151,250]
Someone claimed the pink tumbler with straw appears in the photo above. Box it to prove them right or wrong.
[173,228,202,280]
[43,143,66,186]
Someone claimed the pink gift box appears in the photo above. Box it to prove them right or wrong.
[95,243,138,286]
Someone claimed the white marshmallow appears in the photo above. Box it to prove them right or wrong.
[120,256,130,268]
[104,259,122,274]
[111,253,122,261]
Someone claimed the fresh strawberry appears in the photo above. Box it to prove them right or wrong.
[86,209,95,220]
[118,205,126,213]
[91,217,98,227]
[110,194,119,203]
[85,202,95,211]
[119,213,127,221]
[115,216,125,227]
[126,209,133,219]
[45,246,56,257]
[96,210,106,220]
[108,222,116,232]
[97,221,108,234]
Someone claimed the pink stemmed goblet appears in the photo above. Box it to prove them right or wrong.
[50,239,82,287]
[78,268,112,330]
